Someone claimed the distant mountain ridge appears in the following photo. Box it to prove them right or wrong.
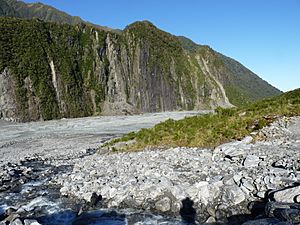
[0,1,281,122]
[0,0,112,31]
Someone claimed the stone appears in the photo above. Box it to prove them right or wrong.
[186,185,199,200]
[24,220,41,225]
[295,195,300,203]
[60,186,69,196]
[273,186,300,203]
[241,179,256,192]
[242,136,254,144]
[223,185,245,205]
[223,175,235,185]
[5,207,17,216]
[273,159,288,169]
[196,181,210,205]
[223,146,246,158]
[256,191,266,199]
[205,216,216,223]
[233,174,242,185]
[10,218,23,225]
[0,115,296,225]
[89,170,97,177]
[82,192,95,203]
[155,197,171,212]
[243,155,260,167]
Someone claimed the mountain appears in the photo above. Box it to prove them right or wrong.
[0,0,112,31]
[177,36,281,106]
[0,2,281,122]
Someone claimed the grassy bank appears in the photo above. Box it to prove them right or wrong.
[105,88,300,151]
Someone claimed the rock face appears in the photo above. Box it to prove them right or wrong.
[0,68,17,121]
[56,117,300,224]
[0,16,281,122]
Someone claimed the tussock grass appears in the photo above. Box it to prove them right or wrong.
[106,88,300,151]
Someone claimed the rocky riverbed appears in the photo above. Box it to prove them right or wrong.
[0,112,203,225]
[0,114,300,225]
[57,117,300,225]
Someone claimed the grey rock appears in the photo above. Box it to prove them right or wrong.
[0,68,18,121]
[155,197,171,212]
[295,195,300,203]
[256,191,266,199]
[241,178,256,192]
[223,174,235,185]
[273,186,300,203]
[205,216,216,223]
[243,155,260,167]
[10,218,23,225]
[24,220,41,225]
[242,136,254,144]
[223,185,245,205]
[273,159,288,169]
[233,174,243,185]
[60,186,69,196]
[1,115,300,224]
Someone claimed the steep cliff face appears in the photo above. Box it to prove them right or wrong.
[0,68,18,121]
[0,18,281,122]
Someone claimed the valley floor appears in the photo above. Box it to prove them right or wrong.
[0,113,299,225]
[0,111,200,166]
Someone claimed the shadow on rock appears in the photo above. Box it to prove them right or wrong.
[180,197,196,224]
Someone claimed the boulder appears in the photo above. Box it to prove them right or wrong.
[295,195,300,203]
[273,186,300,203]
[223,185,245,206]
[155,197,171,212]
[10,218,23,225]
[241,178,256,192]
[24,220,41,225]
[196,181,210,205]
[243,155,260,167]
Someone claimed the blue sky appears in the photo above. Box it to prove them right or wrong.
[24,0,300,91]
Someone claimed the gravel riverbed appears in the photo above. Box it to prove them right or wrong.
[0,114,300,225]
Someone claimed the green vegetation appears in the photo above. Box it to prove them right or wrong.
[0,17,107,121]
[124,21,201,109]
[219,53,282,104]
[0,15,282,121]
[177,36,201,53]
[107,88,300,151]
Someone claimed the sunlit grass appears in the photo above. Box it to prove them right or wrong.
[104,88,300,151]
